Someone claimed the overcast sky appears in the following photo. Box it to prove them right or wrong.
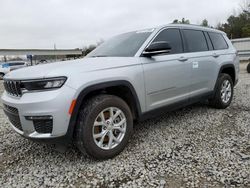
[0,0,241,49]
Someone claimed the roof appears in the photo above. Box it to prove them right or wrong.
[155,23,225,34]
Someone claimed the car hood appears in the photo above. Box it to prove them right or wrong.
[4,57,140,80]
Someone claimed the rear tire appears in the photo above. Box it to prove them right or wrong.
[74,94,133,159]
[209,73,234,109]
[247,63,250,73]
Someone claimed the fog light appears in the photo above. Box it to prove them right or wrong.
[25,116,53,120]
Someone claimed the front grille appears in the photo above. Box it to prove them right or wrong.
[3,80,22,97]
[3,104,23,131]
[33,119,53,134]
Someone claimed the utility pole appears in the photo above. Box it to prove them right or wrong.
[54,43,57,62]
[30,56,33,66]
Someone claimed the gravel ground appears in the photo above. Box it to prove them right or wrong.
[0,63,250,188]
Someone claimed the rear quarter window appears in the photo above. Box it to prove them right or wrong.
[208,32,228,50]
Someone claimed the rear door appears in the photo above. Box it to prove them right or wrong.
[208,32,233,83]
[142,28,192,111]
[181,29,217,97]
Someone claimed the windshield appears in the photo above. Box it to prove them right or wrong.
[88,30,153,57]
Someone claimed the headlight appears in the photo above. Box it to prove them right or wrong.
[22,77,67,91]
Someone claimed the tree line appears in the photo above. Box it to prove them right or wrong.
[173,1,250,39]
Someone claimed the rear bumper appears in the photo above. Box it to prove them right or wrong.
[1,85,76,140]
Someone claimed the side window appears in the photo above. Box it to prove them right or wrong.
[183,30,208,52]
[16,63,24,65]
[10,62,23,66]
[204,32,213,50]
[208,32,228,50]
[152,28,183,54]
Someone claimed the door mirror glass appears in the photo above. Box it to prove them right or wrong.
[143,41,171,56]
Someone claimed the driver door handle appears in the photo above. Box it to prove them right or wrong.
[213,53,220,58]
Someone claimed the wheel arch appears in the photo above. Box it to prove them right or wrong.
[218,64,236,85]
[66,80,142,141]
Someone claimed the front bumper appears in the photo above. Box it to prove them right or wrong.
[1,85,76,139]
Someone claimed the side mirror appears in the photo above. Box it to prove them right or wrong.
[142,41,171,57]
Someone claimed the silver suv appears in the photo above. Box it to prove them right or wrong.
[1,24,239,159]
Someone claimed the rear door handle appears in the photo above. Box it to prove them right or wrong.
[213,53,220,58]
[178,56,188,62]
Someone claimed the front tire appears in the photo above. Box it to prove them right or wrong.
[209,73,234,109]
[74,94,133,159]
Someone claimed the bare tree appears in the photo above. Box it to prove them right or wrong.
[240,0,250,15]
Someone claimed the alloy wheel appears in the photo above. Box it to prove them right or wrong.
[92,107,127,150]
[220,80,232,104]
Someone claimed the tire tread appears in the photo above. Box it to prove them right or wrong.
[209,73,233,109]
[74,94,133,159]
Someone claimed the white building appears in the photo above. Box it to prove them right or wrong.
[231,38,250,61]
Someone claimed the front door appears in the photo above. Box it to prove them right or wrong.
[142,28,192,111]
